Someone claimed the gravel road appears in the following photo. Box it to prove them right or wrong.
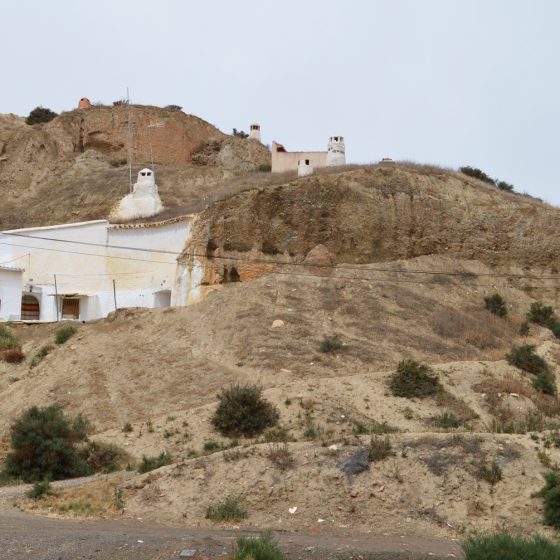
[0,504,463,560]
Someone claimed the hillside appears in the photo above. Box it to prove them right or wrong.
[3,107,560,542]
[0,106,270,229]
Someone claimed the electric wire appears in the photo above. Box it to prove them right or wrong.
[3,230,560,281]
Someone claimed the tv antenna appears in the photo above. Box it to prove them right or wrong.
[147,121,165,174]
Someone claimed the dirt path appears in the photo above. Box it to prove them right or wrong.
[0,504,463,560]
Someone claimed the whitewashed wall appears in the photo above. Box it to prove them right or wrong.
[0,218,194,321]
[0,269,23,320]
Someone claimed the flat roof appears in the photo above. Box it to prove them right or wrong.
[3,220,108,234]
[0,265,24,272]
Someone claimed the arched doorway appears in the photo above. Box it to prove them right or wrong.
[21,294,40,320]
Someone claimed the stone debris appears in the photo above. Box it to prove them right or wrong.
[337,447,370,478]
[179,550,197,558]
[288,506,298,514]
[271,319,284,328]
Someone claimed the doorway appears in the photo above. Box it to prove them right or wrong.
[21,294,40,320]
[62,298,80,320]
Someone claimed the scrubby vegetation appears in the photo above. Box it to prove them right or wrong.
[389,360,441,398]
[3,406,89,482]
[0,323,20,351]
[319,334,344,353]
[478,460,503,485]
[138,452,172,474]
[484,293,507,317]
[539,471,560,529]
[26,480,55,500]
[459,166,516,193]
[368,435,393,462]
[462,531,560,559]
[233,531,285,560]
[506,344,549,375]
[527,301,560,339]
[532,371,557,396]
[30,345,53,368]
[55,325,77,345]
[212,384,279,437]
[26,106,58,125]
[205,495,248,521]
[2,347,24,363]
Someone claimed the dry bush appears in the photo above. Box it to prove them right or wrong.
[1,348,25,363]
[266,443,294,471]
[368,436,393,462]
[431,308,512,350]
[535,394,560,417]
[474,376,536,399]
[436,389,478,422]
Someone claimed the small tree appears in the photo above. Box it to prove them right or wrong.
[4,405,90,482]
[212,384,279,437]
[232,128,249,139]
[26,106,58,125]
[539,471,560,529]
[484,293,508,317]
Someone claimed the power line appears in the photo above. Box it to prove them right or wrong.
[4,230,560,281]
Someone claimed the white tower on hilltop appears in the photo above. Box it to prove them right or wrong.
[326,135,346,167]
[249,123,261,142]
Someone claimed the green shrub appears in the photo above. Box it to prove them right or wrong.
[122,422,133,433]
[55,325,77,345]
[528,302,556,326]
[319,334,344,353]
[257,164,272,172]
[0,324,20,351]
[30,345,53,368]
[3,406,90,482]
[462,531,560,559]
[496,181,514,193]
[389,360,441,398]
[203,440,220,452]
[212,384,279,438]
[431,411,461,429]
[539,471,560,529]
[164,104,182,111]
[205,495,247,521]
[26,106,58,125]
[484,293,507,317]
[26,480,55,500]
[519,320,530,336]
[532,371,557,396]
[548,318,560,339]
[232,128,249,138]
[505,344,549,374]
[478,460,503,485]
[459,166,495,185]
[137,452,172,474]
[233,531,285,560]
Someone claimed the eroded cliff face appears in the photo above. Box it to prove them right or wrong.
[177,165,560,299]
[0,106,270,229]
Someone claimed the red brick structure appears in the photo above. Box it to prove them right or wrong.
[78,97,92,110]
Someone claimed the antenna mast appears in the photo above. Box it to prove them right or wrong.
[126,87,133,192]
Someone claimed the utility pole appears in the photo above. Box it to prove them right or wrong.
[54,274,59,322]
[147,121,164,175]
[126,87,133,192]
[113,279,118,311]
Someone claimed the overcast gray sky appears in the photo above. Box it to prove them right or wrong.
[3,0,559,203]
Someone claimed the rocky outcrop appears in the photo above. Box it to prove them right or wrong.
[191,136,270,171]
[178,165,560,292]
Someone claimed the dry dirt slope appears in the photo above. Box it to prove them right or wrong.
[2,254,560,538]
